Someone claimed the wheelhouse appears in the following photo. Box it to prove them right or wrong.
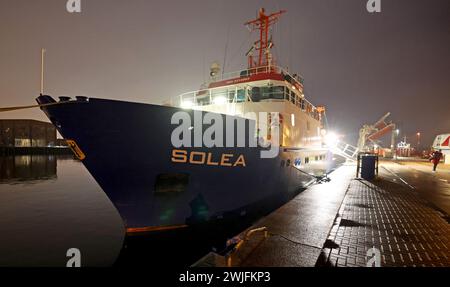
[173,65,322,122]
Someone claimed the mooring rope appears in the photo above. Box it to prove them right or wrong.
[0,101,69,113]
[0,104,41,113]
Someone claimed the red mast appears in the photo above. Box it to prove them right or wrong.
[245,8,286,69]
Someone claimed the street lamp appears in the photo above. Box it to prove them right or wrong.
[392,129,400,159]
[416,132,421,147]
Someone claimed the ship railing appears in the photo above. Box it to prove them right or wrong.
[172,85,321,121]
[210,65,304,87]
[287,93,321,121]
[171,86,247,109]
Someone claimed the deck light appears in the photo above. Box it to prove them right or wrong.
[324,132,338,147]
[181,100,194,109]
[213,96,227,105]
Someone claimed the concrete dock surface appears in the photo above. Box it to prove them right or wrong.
[194,159,450,267]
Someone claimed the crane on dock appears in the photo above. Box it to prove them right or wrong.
[357,112,397,156]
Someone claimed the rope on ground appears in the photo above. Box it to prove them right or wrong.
[268,232,321,250]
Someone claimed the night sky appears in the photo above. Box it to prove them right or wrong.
[1,0,449,146]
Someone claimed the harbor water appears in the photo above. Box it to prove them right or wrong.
[0,155,124,267]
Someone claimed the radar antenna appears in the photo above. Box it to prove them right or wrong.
[244,8,286,69]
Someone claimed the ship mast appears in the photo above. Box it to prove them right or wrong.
[245,8,286,69]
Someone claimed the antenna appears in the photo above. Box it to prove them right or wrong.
[244,8,286,68]
[40,48,46,95]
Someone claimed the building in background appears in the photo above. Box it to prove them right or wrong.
[0,120,56,147]
[396,141,414,157]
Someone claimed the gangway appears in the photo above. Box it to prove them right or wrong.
[328,140,359,161]
[320,110,358,161]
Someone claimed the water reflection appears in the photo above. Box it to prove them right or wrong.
[0,155,124,267]
[0,155,58,183]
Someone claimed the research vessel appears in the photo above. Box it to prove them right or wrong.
[37,8,332,231]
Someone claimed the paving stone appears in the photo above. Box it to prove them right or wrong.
[319,168,450,267]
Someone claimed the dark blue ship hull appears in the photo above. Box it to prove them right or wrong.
[37,95,320,230]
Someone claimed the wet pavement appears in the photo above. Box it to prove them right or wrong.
[318,172,450,267]
[238,164,354,267]
[321,163,450,267]
[195,163,356,267]
[383,160,450,216]
[195,160,450,267]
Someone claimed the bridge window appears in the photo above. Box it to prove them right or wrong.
[236,89,246,102]
[250,86,285,101]
[300,99,305,110]
[290,90,296,104]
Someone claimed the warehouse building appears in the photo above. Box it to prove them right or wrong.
[0,120,57,147]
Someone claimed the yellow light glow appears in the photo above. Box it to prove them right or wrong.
[213,96,227,105]
[181,100,194,109]
[324,132,338,147]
